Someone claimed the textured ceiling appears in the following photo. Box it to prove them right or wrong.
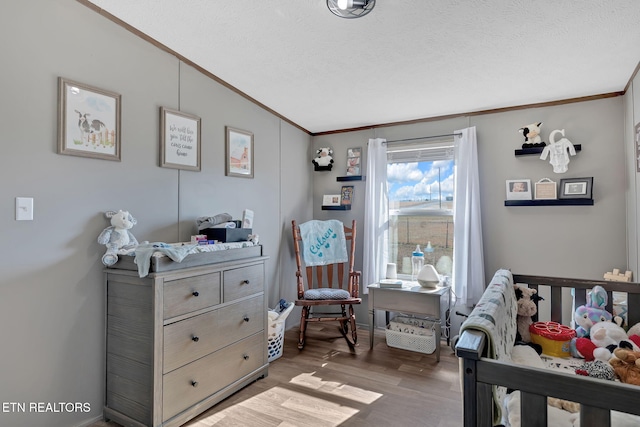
[86,0,640,134]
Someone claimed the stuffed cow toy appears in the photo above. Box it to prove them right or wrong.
[312,147,334,171]
[97,210,139,266]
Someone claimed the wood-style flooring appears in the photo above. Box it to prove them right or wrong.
[92,323,463,427]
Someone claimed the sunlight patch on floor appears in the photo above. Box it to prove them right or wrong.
[290,372,383,404]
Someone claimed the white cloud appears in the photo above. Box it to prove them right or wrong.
[387,162,423,183]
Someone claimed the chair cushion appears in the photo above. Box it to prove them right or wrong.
[304,288,351,300]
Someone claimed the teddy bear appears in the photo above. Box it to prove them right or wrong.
[312,147,334,171]
[97,210,139,266]
[514,284,543,354]
[609,347,640,385]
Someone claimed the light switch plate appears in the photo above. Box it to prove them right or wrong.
[16,197,33,221]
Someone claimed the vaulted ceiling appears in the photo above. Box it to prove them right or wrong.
[85,1,640,134]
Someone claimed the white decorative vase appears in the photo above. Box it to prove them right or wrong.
[417,264,440,288]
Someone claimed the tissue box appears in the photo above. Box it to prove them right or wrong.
[204,228,252,243]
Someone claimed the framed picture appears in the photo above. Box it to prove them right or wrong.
[506,179,532,200]
[226,126,254,178]
[341,185,354,206]
[322,194,342,206]
[534,178,557,200]
[559,177,593,199]
[57,77,121,161]
[160,107,201,171]
[346,147,362,176]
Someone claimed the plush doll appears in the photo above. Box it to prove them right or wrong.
[574,285,613,338]
[514,285,543,354]
[575,360,615,381]
[518,122,545,148]
[97,210,139,266]
[609,348,640,385]
[312,147,334,171]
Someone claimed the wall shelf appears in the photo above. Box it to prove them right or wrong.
[515,144,581,156]
[504,199,593,206]
[337,175,365,182]
[322,205,351,210]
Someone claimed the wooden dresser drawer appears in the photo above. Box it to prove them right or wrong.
[223,264,264,302]
[163,295,265,373]
[163,272,221,319]
[162,333,264,422]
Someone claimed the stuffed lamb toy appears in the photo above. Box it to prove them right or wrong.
[97,210,139,266]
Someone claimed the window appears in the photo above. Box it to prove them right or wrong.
[386,140,455,278]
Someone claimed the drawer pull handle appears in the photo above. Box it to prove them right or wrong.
[192,336,199,342]
[241,280,250,285]
[243,354,249,360]
[191,381,198,387]
[243,316,250,322]
[192,291,199,297]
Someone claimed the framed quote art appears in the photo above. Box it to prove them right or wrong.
[226,126,254,178]
[57,77,121,161]
[160,107,201,171]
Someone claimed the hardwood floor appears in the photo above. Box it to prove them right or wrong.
[92,323,463,426]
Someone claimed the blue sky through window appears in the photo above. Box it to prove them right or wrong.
[387,160,455,202]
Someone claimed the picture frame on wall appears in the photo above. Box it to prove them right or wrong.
[559,177,593,199]
[534,178,557,200]
[346,147,362,176]
[226,126,254,178]
[322,194,342,206]
[57,77,121,161]
[160,107,201,171]
[505,179,532,200]
[341,185,354,205]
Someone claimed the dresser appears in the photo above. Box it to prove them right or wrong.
[103,253,269,427]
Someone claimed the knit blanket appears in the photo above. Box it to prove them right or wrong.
[459,268,518,424]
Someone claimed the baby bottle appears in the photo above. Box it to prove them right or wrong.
[411,245,424,282]
[425,241,435,265]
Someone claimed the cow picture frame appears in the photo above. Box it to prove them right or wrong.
[57,77,121,161]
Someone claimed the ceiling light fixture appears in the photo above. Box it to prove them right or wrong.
[327,0,375,19]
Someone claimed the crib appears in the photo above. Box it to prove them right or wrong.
[455,272,640,427]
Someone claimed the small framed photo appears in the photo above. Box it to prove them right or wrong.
[346,147,362,176]
[226,126,254,178]
[322,194,342,206]
[341,185,354,206]
[506,179,532,200]
[534,178,557,200]
[57,77,121,161]
[559,177,593,199]
[160,107,201,171]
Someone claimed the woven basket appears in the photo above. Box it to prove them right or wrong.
[385,316,437,354]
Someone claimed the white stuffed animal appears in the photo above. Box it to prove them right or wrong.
[97,210,139,266]
[312,147,334,171]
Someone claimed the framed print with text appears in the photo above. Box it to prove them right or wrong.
[160,107,201,171]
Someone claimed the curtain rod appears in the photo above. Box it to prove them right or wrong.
[383,132,462,144]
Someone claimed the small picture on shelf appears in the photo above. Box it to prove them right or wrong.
[506,179,532,200]
[559,177,593,199]
[322,194,342,206]
[341,185,354,206]
[346,147,361,176]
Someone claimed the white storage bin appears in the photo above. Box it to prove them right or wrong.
[267,302,293,362]
[385,316,437,354]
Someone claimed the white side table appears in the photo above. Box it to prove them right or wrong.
[367,283,451,361]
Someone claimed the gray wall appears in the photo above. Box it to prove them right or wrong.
[0,1,311,426]
[314,98,628,333]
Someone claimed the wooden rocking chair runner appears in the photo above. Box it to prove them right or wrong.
[291,219,362,349]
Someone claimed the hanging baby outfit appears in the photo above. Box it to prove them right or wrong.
[540,129,576,173]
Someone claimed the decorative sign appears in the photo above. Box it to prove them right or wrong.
[160,107,201,171]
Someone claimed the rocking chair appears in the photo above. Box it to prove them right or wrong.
[291,219,361,349]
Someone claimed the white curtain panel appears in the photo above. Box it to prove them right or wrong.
[453,126,485,306]
[362,138,388,294]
